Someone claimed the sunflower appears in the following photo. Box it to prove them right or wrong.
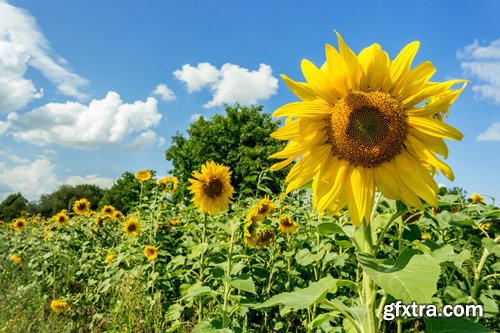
[73,198,91,214]
[54,212,70,226]
[278,215,299,234]
[247,196,276,223]
[12,218,27,231]
[123,218,141,237]
[112,210,124,220]
[169,219,181,226]
[101,205,115,215]
[10,254,24,266]
[104,251,116,263]
[50,299,69,314]
[135,169,152,181]
[188,161,235,214]
[143,245,159,261]
[270,32,466,227]
[255,230,276,248]
[421,232,432,240]
[470,193,484,204]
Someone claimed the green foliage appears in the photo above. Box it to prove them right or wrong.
[32,184,104,217]
[165,104,288,201]
[0,193,29,221]
[99,171,156,214]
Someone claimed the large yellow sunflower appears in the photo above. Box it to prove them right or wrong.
[73,198,91,214]
[135,169,152,181]
[12,218,27,232]
[270,32,466,227]
[188,161,235,214]
[123,217,141,237]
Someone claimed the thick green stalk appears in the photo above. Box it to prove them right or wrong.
[198,213,208,323]
[222,222,236,328]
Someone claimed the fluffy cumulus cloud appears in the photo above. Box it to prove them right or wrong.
[458,39,500,104]
[152,83,176,101]
[0,1,88,106]
[477,122,500,142]
[0,151,115,201]
[174,62,278,108]
[6,91,163,149]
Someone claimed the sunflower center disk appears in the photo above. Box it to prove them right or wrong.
[205,178,223,198]
[327,91,407,167]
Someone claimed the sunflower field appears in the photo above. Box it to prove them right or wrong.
[1,34,499,333]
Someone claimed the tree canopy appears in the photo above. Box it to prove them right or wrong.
[165,104,288,201]
[0,193,29,221]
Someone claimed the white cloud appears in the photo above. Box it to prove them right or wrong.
[0,157,59,201]
[152,83,176,101]
[174,62,278,108]
[0,120,9,134]
[190,114,202,122]
[458,39,500,104]
[477,122,500,141]
[7,91,162,149]
[0,1,88,107]
[64,174,114,189]
[174,62,219,93]
[125,130,165,151]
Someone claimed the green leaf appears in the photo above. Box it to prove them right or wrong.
[181,283,213,300]
[317,222,345,235]
[357,250,440,303]
[482,238,500,256]
[424,317,493,333]
[253,275,337,310]
[192,322,233,333]
[295,248,325,266]
[230,274,256,294]
[213,221,231,235]
[188,243,208,259]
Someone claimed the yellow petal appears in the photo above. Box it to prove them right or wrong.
[408,116,463,141]
[383,161,423,209]
[273,100,332,119]
[395,153,438,207]
[270,157,294,172]
[314,157,347,212]
[269,141,304,159]
[281,74,317,101]
[374,163,400,199]
[406,133,454,180]
[390,41,420,86]
[335,31,362,88]
[270,119,300,140]
[324,44,350,96]
[406,82,467,118]
[393,61,436,101]
[357,43,391,91]
[302,59,341,103]
[347,167,375,227]
[402,79,467,107]
[408,129,448,158]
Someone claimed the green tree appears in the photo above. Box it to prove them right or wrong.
[165,104,288,201]
[99,171,156,214]
[34,184,104,217]
[0,193,29,221]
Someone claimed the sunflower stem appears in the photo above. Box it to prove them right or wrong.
[222,219,236,328]
[198,213,208,323]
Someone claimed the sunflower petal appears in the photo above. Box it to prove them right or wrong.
[358,43,391,91]
[270,157,295,172]
[390,41,420,85]
[374,163,400,199]
[395,153,439,207]
[335,31,362,87]
[406,133,454,180]
[302,59,341,103]
[280,74,317,101]
[408,116,463,141]
[347,167,375,227]
[324,44,350,96]
[273,100,332,119]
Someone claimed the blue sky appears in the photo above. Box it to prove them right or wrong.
[0,0,499,203]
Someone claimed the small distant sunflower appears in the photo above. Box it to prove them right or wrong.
[143,245,159,261]
[54,213,70,226]
[188,161,235,214]
[421,232,432,240]
[12,218,27,232]
[112,210,124,220]
[50,299,69,314]
[480,222,492,232]
[73,198,91,214]
[471,193,484,204]
[45,225,57,233]
[123,218,141,237]
[104,251,116,263]
[278,215,299,234]
[270,32,466,227]
[244,220,258,246]
[169,219,181,226]
[135,170,152,181]
[247,196,276,223]
[101,205,115,215]
[10,254,24,266]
